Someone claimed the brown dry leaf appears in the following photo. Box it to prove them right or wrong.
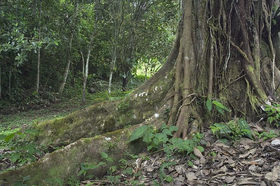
[265,165,280,181]
[265,172,278,181]
[249,171,263,177]
[237,177,259,185]
[242,158,264,166]
[239,138,255,146]
[194,147,203,158]
[251,123,264,132]
[214,142,230,148]
[239,148,256,159]
[175,164,185,174]
[186,172,197,181]
[225,176,236,184]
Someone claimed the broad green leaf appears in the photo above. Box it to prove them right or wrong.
[197,146,204,152]
[129,125,149,142]
[206,99,212,112]
[100,152,108,159]
[164,175,173,183]
[143,130,154,143]
[216,107,225,115]
[4,133,16,142]
[212,100,231,112]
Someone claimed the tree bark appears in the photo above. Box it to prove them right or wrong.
[108,44,116,94]
[8,68,11,97]
[36,47,41,93]
[108,0,123,94]
[0,63,2,99]
[82,47,91,103]
[80,51,85,77]
[58,33,73,95]
[36,0,42,94]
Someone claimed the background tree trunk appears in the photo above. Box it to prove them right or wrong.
[82,47,91,103]
[0,63,2,99]
[58,33,73,94]
[108,44,116,94]
[8,68,11,97]
[36,0,42,94]
[36,46,40,93]
[108,0,123,94]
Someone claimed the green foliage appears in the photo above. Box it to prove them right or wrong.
[129,124,203,156]
[128,124,204,184]
[67,176,80,186]
[159,161,176,183]
[257,130,279,140]
[265,104,280,127]
[106,175,121,185]
[206,99,231,115]
[0,0,177,103]
[210,118,253,140]
[0,128,45,168]
[78,152,112,177]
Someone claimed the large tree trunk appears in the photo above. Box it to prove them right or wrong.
[2,0,280,184]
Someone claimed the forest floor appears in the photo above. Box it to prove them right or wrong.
[1,89,280,185]
[81,125,280,186]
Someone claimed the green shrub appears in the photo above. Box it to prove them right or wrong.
[265,104,280,127]
[129,124,203,156]
[210,118,253,140]
[0,128,46,169]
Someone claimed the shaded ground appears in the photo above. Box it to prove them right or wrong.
[0,90,131,173]
[0,90,129,131]
[81,125,280,186]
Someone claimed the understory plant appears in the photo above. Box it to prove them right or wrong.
[129,124,204,183]
[256,130,278,140]
[0,128,45,169]
[206,99,231,115]
[265,103,280,127]
[129,124,204,156]
[210,118,253,140]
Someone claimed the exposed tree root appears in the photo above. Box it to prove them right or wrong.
[0,105,169,185]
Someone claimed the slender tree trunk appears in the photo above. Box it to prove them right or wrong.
[0,63,2,99]
[8,69,11,97]
[36,0,42,94]
[36,46,41,93]
[59,33,73,94]
[80,51,85,77]
[82,47,91,103]
[108,1,122,94]
[108,43,117,94]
